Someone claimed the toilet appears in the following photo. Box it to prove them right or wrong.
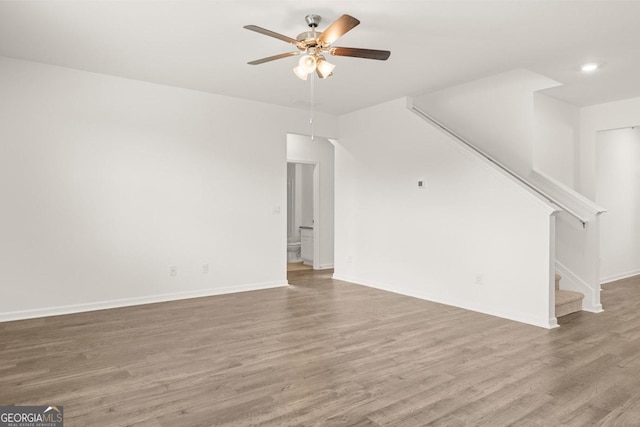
[287,241,301,262]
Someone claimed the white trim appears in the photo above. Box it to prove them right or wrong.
[548,215,557,328]
[555,261,604,313]
[312,162,321,270]
[530,170,606,216]
[332,274,555,329]
[601,269,640,284]
[317,264,334,270]
[0,281,287,323]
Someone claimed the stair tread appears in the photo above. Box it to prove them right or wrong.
[556,289,584,306]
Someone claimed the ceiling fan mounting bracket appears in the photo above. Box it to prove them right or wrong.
[305,14,321,28]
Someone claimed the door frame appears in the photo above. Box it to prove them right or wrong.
[286,160,321,270]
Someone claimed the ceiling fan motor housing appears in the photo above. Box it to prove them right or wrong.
[296,31,322,48]
[297,15,323,49]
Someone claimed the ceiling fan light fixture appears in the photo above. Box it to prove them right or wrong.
[298,54,317,74]
[293,65,309,80]
[316,58,336,78]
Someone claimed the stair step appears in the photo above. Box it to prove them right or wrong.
[556,289,584,318]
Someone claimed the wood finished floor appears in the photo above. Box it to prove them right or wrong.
[1,272,640,426]
[287,262,313,272]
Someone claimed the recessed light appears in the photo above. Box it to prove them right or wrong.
[581,63,599,72]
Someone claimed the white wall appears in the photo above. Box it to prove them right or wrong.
[596,127,640,282]
[414,70,603,310]
[335,97,557,328]
[414,69,560,176]
[287,134,335,269]
[0,56,338,320]
[579,96,640,200]
[533,93,579,188]
[529,94,604,310]
[298,164,314,228]
[286,163,296,239]
[288,162,314,240]
[579,96,640,283]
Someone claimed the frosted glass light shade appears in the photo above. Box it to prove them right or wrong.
[293,66,308,80]
[316,58,335,78]
[298,55,317,73]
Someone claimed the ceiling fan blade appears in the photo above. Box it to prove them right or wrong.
[317,15,360,45]
[243,25,299,45]
[247,51,300,65]
[330,47,391,61]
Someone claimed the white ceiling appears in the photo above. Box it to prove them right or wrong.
[1,1,639,115]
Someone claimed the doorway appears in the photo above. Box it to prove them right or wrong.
[287,162,316,269]
[286,133,335,273]
[596,126,640,282]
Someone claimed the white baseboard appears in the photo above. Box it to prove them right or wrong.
[582,304,604,313]
[0,281,288,323]
[333,274,556,329]
[317,264,334,270]
[600,269,640,284]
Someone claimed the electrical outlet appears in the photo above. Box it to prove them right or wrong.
[202,264,209,274]
[475,274,483,285]
[170,266,177,277]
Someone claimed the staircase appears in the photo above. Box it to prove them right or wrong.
[555,274,584,318]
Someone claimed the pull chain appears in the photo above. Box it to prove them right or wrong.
[310,70,315,141]
[310,25,316,141]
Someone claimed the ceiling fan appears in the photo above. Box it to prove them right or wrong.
[244,14,391,80]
